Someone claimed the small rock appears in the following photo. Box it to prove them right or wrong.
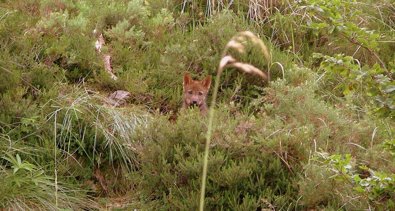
[106,90,131,107]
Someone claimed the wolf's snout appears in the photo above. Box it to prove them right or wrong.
[191,100,198,106]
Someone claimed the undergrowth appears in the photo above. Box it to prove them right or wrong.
[0,0,394,210]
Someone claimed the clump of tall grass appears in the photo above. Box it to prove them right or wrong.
[48,88,151,172]
[0,153,98,210]
[179,0,281,22]
[248,0,281,23]
[0,84,151,208]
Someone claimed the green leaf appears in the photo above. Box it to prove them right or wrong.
[354,186,365,193]
[16,154,21,165]
[384,86,395,94]
[13,167,19,174]
[353,174,361,183]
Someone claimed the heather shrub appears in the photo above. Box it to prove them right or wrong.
[130,71,392,209]
[131,109,297,210]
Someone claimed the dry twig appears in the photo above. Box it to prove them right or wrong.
[94,32,118,80]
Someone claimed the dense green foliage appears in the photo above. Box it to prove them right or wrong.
[0,0,394,210]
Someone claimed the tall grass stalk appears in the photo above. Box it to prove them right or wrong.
[54,112,58,208]
[199,31,271,211]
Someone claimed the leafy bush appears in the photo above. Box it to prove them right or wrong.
[300,151,395,210]
[313,53,395,118]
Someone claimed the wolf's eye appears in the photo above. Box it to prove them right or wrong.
[198,91,203,96]
[188,90,193,94]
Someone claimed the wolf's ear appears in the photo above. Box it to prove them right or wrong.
[183,73,192,87]
[202,75,211,90]
[183,73,192,86]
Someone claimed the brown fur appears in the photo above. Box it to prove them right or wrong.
[182,73,211,115]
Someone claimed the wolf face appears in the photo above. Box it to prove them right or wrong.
[182,73,211,114]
